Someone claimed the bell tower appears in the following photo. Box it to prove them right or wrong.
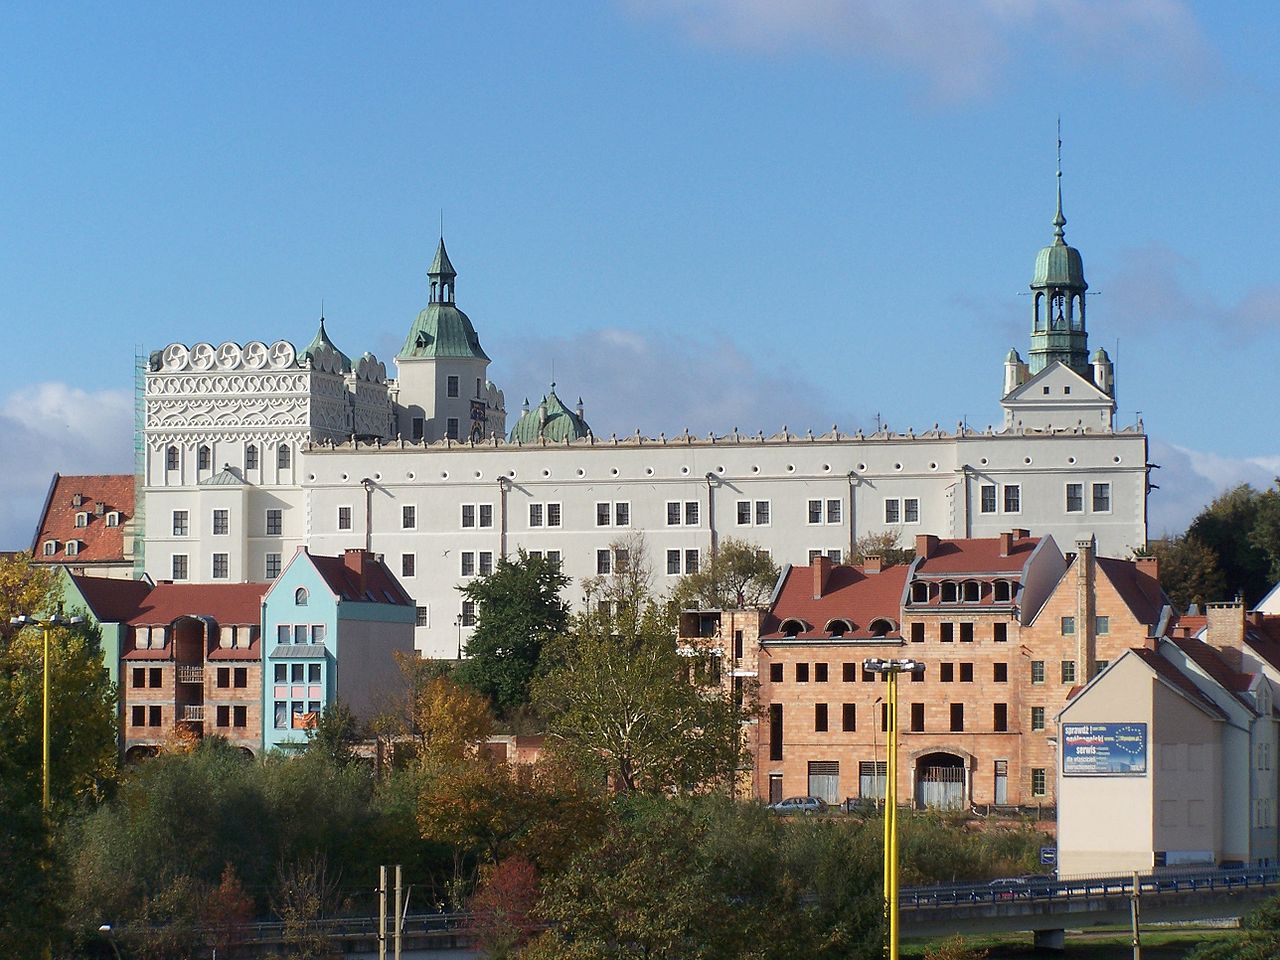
[1028,136,1090,377]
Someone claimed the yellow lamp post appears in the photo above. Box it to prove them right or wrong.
[864,656,923,960]
[10,607,84,813]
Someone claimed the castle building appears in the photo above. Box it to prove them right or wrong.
[138,181,1152,659]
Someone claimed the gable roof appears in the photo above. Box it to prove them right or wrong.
[128,583,268,626]
[1131,647,1230,720]
[68,574,153,623]
[1097,556,1168,627]
[1168,636,1256,701]
[913,535,1039,576]
[307,550,414,606]
[762,563,910,641]
[1001,360,1112,406]
[31,474,134,566]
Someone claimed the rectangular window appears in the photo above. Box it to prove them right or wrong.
[148,705,162,727]
[994,622,1008,643]
[684,549,700,574]
[416,605,429,627]
[615,502,630,527]
[274,664,287,683]
[1031,706,1045,731]
[1031,660,1045,684]
[808,499,823,524]
[172,554,189,580]
[960,662,974,682]
[685,501,699,525]
[1095,615,1110,635]
[596,502,611,526]
[884,499,900,524]
[402,505,416,529]
[166,446,179,471]
[274,701,288,730]
[1092,482,1112,512]
[461,504,476,528]
[950,703,964,732]
[959,622,974,643]
[815,703,828,732]
[233,705,246,728]
[294,624,307,644]
[940,663,954,682]
[1065,483,1084,513]
[1031,768,1047,796]
[479,551,493,576]
[545,503,561,527]
[149,667,162,688]
[736,500,751,525]
[212,553,229,579]
[546,550,561,567]
[940,622,954,643]
[842,662,856,682]
[337,506,352,530]
[842,703,856,731]
[479,504,493,527]
[212,509,229,535]
[216,667,230,689]
[980,484,997,514]
[795,663,809,683]
[446,418,459,440]
[266,508,282,536]
[911,702,925,732]
[904,498,920,524]
[446,375,459,398]
[308,663,321,683]
[461,552,475,577]
[310,624,326,643]
[216,705,230,728]
[529,503,544,527]
[815,663,828,683]
[596,549,611,575]
[910,622,925,643]
[770,663,783,683]
[755,501,770,526]
[826,499,842,523]
[1061,616,1075,635]
[411,417,424,441]
[172,510,189,536]
[131,667,145,688]
[666,549,681,575]
[277,624,291,645]
[402,553,415,577]
[667,502,682,526]
[1003,485,1021,513]
[988,702,1008,733]
[1096,659,1109,675]
[1062,660,1077,684]
[131,705,145,727]
[994,662,1008,682]
[769,704,783,761]
[278,444,290,468]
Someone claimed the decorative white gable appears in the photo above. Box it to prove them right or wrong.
[1001,361,1114,432]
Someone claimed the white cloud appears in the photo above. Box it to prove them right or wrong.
[0,382,134,550]
[1147,438,1280,537]
[491,326,846,439]
[627,0,1213,101]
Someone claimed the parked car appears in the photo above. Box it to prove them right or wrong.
[841,797,881,815]
[988,877,1030,900]
[768,796,827,815]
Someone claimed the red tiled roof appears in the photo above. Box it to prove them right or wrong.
[69,574,153,623]
[31,474,134,565]
[1097,556,1167,627]
[127,582,268,626]
[762,563,910,641]
[1131,647,1229,720]
[1170,636,1254,696]
[309,551,413,605]
[913,536,1039,575]
[207,638,262,661]
[1244,615,1280,672]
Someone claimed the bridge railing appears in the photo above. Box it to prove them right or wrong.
[899,864,1280,909]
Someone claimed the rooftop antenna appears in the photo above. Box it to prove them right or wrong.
[439,208,444,239]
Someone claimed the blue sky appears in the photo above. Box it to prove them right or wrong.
[2,1,1278,548]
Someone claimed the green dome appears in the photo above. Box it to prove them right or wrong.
[301,318,352,374]
[398,302,490,360]
[1032,239,1087,290]
[1006,347,1022,364]
[509,387,591,443]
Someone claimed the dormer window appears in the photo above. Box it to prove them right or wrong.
[295,587,309,606]
[868,618,895,638]
[74,512,89,528]
[963,581,981,602]
[940,581,958,603]
[826,619,853,638]
[65,540,80,556]
[910,582,929,603]
[42,540,58,556]
[105,512,120,527]
[993,580,1012,602]
[780,618,805,638]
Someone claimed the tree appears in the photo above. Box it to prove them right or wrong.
[203,863,254,957]
[454,550,569,715]
[669,537,780,610]
[581,531,656,626]
[409,674,494,766]
[534,603,747,794]
[0,552,57,645]
[1186,483,1275,606]
[271,854,341,960]
[851,530,915,567]
[307,700,360,766]
[465,855,540,959]
[1146,535,1227,611]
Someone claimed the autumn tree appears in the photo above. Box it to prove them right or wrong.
[669,536,780,610]
[454,549,569,716]
[581,531,655,627]
[1145,535,1227,611]
[534,602,747,794]
[0,552,57,645]
[465,855,540,960]
[203,864,254,957]
[409,674,494,766]
[851,530,915,566]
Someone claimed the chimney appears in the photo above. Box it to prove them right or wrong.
[813,554,833,599]
[1075,536,1097,682]
[915,534,939,559]
[1135,555,1159,582]
[998,531,1013,557]
[344,548,369,595]
[1011,528,1030,540]
[863,554,883,575]
[1205,600,1247,673]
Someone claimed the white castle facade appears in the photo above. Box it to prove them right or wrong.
[141,195,1151,659]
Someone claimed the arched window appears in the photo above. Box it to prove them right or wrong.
[868,617,895,638]
[42,540,58,556]
[826,619,853,638]
[198,445,211,470]
[963,581,981,602]
[166,446,179,471]
[294,587,308,607]
[74,512,88,528]
[911,581,929,603]
[993,580,1012,602]
[278,444,291,469]
[245,444,259,470]
[65,540,80,556]
[779,618,805,638]
[940,581,958,603]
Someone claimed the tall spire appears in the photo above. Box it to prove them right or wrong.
[1053,117,1066,243]
[428,237,457,304]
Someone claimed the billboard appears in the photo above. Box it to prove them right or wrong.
[1062,722,1147,776]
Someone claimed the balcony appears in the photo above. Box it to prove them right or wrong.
[176,665,204,684]
[180,705,204,722]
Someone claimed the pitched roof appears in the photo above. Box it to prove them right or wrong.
[1130,647,1229,720]
[308,551,414,605]
[1170,636,1255,697]
[1097,556,1167,627]
[913,536,1039,576]
[69,574,153,623]
[127,582,268,626]
[31,474,134,566]
[762,563,910,641]
[509,387,592,443]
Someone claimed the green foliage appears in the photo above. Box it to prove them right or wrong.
[897,814,1049,886]
[535,603,747,794]
[1147,534,1228,611]
[923,935,989,960]
[455,550,570,715]
[669,536,780,611]
[851,530,916,567]
[1187,893,1280,960]
[307,699,360,766]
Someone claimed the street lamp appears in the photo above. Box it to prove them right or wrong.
[455,614,463,660]
[10,606,84,812]
[863,657,924,960]
[97,924,123,960]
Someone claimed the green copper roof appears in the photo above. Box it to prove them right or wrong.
[301,318,352,373]
[200,466,246,486]
[509,386,592,443]
[1006,347,1022,363]
[1031,173,1087,290]
[429,238,456,279]
[399,302,490,360]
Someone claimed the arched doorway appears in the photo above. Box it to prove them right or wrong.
[915,752,967,810]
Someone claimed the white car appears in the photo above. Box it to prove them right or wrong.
[768,796,827,815]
